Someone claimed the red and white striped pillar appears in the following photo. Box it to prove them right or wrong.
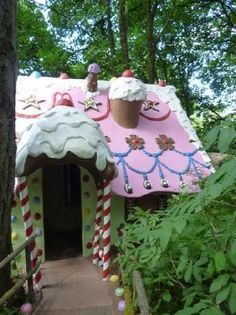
[92,182,103,264]
[102,179,111,281]
[17,176,42,289]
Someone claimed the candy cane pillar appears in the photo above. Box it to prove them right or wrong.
[92,182,103,264]
[17,176,42,289]
[102,179,111,281]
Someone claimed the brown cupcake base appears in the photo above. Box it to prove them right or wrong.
[110,99,143,128]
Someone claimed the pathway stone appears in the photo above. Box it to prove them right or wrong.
[33,256,120,315]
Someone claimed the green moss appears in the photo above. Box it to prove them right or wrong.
[124,286,135,315]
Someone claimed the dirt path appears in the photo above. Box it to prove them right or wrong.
[33,256,121,315]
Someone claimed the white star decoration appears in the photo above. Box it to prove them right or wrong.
[143,100,160,111]
[78,98,102,111]
[18,94,45,110]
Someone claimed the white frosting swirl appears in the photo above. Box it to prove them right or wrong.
[109,77,147,102]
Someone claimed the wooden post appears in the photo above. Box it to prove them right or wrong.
[25,243,34,302]
[132,270,150,315]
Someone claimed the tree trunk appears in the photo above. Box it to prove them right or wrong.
[106,0,115,56]
[118,0,129,69]
[146,0,158,83]
[0,0,17,298]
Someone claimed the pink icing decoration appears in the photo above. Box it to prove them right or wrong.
[16,79,211,197]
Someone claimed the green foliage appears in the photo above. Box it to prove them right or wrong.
[17,0,72,76]
[17,0,235,122]
[204,118,236,154]
[118,126,236,314]
[0,308,20,315]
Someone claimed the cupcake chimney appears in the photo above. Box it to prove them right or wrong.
[109,70,147,128]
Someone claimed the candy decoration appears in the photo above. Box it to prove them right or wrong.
[115,287,124,297]
[82,174,90,182]
[83,207,90,216]
[92,180,112,280]
[33,212,41,220]
[180,181,186,189]
[33,196,41,204]
[11,215,17,223]
[31,178,40,184]
[83,191,90,199]
[118,300,126,312]
[35,228,42,237]
[12,232,18,240]
[122,69,134,77]
[17,177,42,289]
[84,225,91,231]
[98,260,103,267]
[37,249,43,257]
[11,199,17,208]
[143,179,152,190]
[59,72,69,79]
[30,71,41,78]
[124,183,133,194]
[160,178,169,188]
[110,77,117,82]
[86,242,92,249]
[102,179,111,281]
[88,63,101,74]
[110,274,119,283]
[92,182,103,264]
[20,302,32,314]
[158,79,166,87]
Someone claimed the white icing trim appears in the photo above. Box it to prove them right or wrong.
[15,106,116,176]
[146,84,214,171]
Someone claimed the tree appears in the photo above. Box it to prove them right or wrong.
[17,0,235,121]
[145,0,158,83]
[118,0,130,69]
[17,0,72,76]
[0,0,17,297]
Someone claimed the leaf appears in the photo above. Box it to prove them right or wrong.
[184,291,198,307]
[228,283,236,313]
[195,257,208,267]
[215,284,231,304]
[177,258,188,274]
[184,261,193,282]
[193,266,202,282]
[229,252,236,267]
[175,307,195,315]
[159,224,173,251]
[209,274,230,293]
[192,301,209,312]
[200,307,224,315]
[162,290,171,302]
[205,126,220,150]
[174,217,187,234]
[217,127,236,153]
[214,251,226,272]
[207,260,215,276]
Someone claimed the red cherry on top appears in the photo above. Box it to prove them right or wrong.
[59,72,69,79]
[158,79,166,87]
[122,69,134,77]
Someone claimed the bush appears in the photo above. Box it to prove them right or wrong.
[118,122,236,314]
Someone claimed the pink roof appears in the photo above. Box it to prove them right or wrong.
[16,77,212,197]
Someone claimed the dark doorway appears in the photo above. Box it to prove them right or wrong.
[43,164,82,260]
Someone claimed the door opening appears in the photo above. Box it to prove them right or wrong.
[43,164,82,260]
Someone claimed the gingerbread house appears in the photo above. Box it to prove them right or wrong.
[11,66,213,284]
